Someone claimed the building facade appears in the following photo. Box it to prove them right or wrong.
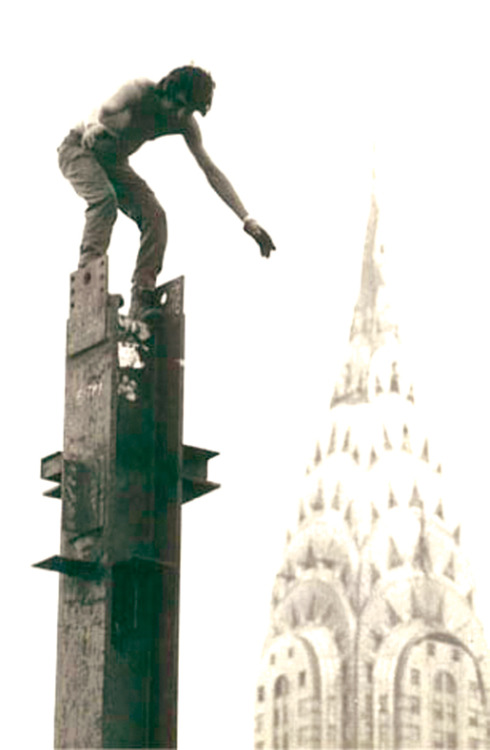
[254,195,490,749]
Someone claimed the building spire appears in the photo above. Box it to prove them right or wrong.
[331,180,400,407]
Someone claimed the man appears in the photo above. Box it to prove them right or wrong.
[58,66,276,319]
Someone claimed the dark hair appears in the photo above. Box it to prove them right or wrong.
[158,66,215,115]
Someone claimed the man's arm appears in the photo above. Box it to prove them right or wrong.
[182,118,275,257]
[183,117,248,219]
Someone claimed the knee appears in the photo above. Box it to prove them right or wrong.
[90,188,118,225]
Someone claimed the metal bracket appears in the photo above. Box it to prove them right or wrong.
[67,257,109,356]
[33,555,103,581]
[182,444,220,503]
[41,445,221,505]
[41,451,62,498]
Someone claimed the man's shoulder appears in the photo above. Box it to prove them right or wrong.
[119,78,155,98]
[130,77,156,89]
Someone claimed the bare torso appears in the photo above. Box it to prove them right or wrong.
[88,80,188,161]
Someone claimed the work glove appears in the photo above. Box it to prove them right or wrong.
[243,217,276,258]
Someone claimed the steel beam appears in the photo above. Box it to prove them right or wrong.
[35,259,219,748]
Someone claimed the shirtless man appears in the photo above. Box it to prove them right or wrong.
[58,66,275,319]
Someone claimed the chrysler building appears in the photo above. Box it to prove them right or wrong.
[254,194,490,749]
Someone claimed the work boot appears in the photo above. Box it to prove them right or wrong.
[128,286,161,321]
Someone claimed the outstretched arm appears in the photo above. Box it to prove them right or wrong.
[183,117,248,218]
[183,118,275,257]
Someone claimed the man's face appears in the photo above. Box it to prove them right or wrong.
[175,88,212,117]
[198,94,212,116]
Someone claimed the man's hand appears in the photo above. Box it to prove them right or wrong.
[81,123,107,150]
[243,218,276,258]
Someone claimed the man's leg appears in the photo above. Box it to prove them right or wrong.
[58,131,118,264]
[104,160,167,290]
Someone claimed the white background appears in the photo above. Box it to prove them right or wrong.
[3,2,490,748]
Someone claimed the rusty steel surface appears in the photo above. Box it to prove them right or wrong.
[63,328,117,538]
[55,577,108,749]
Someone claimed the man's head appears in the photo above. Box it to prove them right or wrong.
[158,66,215,116]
